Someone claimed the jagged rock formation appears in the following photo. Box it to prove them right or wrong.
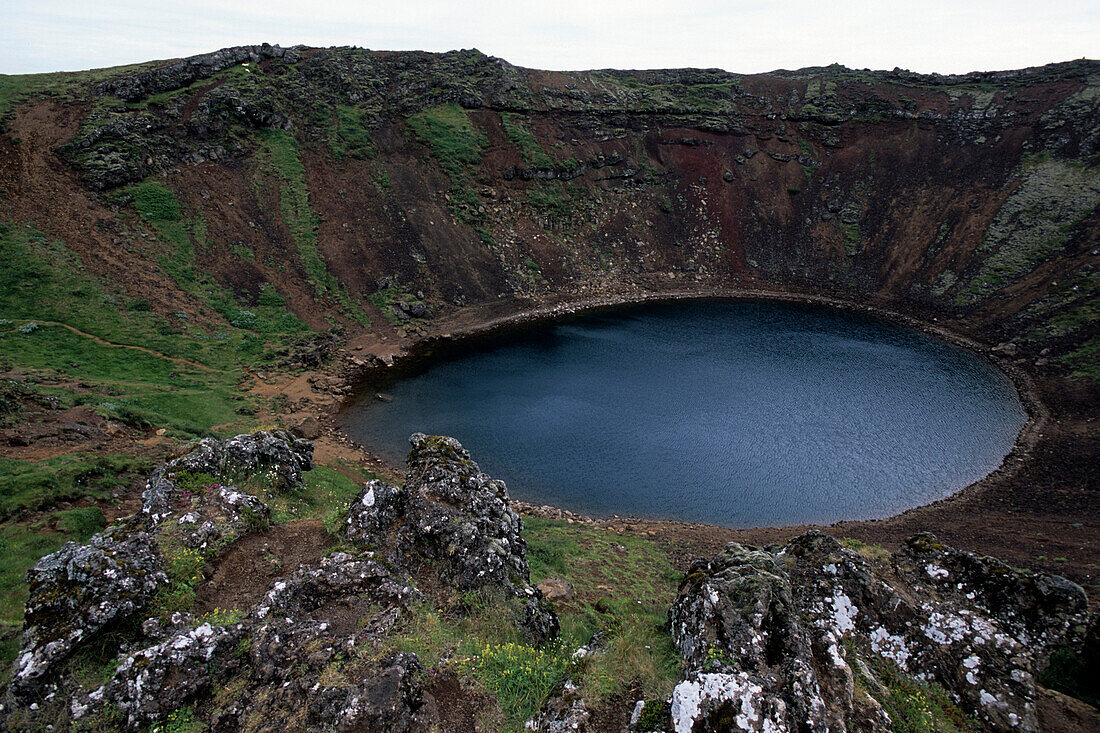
[1,431,559,730]
[656,532,1089,732]
[10,526,167,700]
[142,429,314,526]
[345,432,559,643]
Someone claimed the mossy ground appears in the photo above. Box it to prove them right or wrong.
[378,516,685,730]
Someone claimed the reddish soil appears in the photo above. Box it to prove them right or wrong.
[194,519,334,615]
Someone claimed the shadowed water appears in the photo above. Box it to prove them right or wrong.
[340,300,1027,528]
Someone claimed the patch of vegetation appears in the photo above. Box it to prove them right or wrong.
[523,518,683,704]
[153,527,210,616]
[0,524,66,655]
[257,129,371,325]
[130,181,181,222]
[406,104,487,222]
[328,105,377,161]
[53,507,107,542]
[278,461,376,528]
[0,454,150,519]
[1060,336,1100,380]
[1039,646,1100,707]
[459,639,575,722]
[958,159,1100,305]
[839,537,891,563]
[501,113,553,169]
[150,705,202,733]
[855,651,975,733]
[528,182,576,223]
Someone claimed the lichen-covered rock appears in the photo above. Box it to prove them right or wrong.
[894,532,1088,653]
[83,621,246,729]
[345,433,559,643]
[143,430,312,526]
[345,478,408,544]
[667,531,1089,733]
[66,548,422,730]
[97,43,301,102]
[527,680,591,732]
[309,652,435,732]
[10,527,167,698]
[401,433,532,591]
[251,550,418,621]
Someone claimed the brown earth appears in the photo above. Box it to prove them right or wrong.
[0,49,1096,726]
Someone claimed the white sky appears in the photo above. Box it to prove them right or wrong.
[2,0,1097,76]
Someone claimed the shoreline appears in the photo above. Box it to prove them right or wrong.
[330,285,1048,536]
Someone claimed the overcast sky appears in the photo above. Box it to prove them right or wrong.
[2,0,1097,76]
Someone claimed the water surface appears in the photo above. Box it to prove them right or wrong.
[340,300,1027,527]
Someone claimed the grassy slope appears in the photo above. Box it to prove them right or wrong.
[0,213,330,661]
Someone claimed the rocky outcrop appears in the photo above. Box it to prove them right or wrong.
[663,532,1088,733]
[142,429,312,526]
[97,43,302,102]
[2,430,563,730]
[9,526,166,698]
[346,433,559,643]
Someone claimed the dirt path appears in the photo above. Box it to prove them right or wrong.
[3,320,221,372]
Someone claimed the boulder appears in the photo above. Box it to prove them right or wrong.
[666,531,1088,732]
[291,414,322,440]
[10,527,167,698]
[538,577,576,601]
[142,430,312,525]
[84,622,246,729]
[345,433,559,643]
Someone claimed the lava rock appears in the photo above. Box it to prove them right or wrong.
[666,531,1087,732]
[345,433,559,642]
[143,430,313,525]
[10,527,167,698]
[291,414,322,440]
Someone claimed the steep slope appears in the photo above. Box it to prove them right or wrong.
[1,45,1096,367]
[0,46,1097,728]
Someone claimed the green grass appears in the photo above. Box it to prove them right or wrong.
[274,461,377,528]
[0,221,276,437]
[523,517,683,704]
[0,524,66,643]
[856,653,976,733]
[406,104,487,222]
[328,106,378,161]
[458,639,576,723]
[1060,336,1100,380]
[0,453,150,519]
[130,181,181,222]
[501,113,553,169]
[527,183,573,222]
[257,129,371,325]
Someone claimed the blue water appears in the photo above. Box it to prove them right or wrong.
[339,300,1027,527]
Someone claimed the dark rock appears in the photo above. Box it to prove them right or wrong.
[321,652,435,732]
[142,430,313,525]
[345,433,559,642]
[406,301,432,319]
[527,680,590,732]
[82,621,246,729]
[722,169,735,182]
[666,531,1087,732]
[98,44,298,102]
[346,479,408,544]
[11,528,167,697]
[895,532,1088,657]
[251,550,417,621]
